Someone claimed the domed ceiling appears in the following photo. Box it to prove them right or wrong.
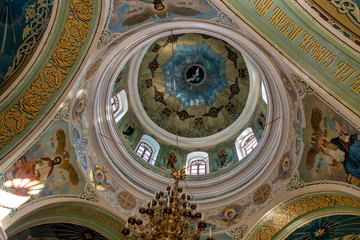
[138,34,250,138]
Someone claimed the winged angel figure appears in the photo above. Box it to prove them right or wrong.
[14,129,79,187]
[306,108,345,170]
[122,0,201,27]
[209,203,251,226]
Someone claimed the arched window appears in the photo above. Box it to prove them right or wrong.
[112,90,129,123]
[235,127,258,160]
[135,135,160,165]
[242,134,258,155]
[111,96,119,113]
[186,152,209,175]
[136,142,153,162]
[190,160,207,175]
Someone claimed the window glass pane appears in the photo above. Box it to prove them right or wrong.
[190,160,206,175]
[136,142,153,162]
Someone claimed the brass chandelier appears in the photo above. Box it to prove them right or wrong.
[121,168,215,240]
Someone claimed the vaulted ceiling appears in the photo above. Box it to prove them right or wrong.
[1,0,360,239]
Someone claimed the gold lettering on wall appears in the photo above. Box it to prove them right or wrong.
[269,7,303,42]
[243,0,360,97]
[350,74,360,95]
[298,33,337,69]
[333,61,357,83]
[253,0,274,17]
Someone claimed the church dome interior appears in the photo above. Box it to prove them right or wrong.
[110,32,270,181]
[1,0,360,239]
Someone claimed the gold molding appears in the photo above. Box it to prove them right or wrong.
[251,194,360,240]
[0,0,94,149]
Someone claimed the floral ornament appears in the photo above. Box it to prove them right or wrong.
[225,102,234,111]
[151,43,161,53]
[72,92,87,129]
[238,68,247,78]
[195,117,203,126]
[162,108,172,117]
[146,78,153,88]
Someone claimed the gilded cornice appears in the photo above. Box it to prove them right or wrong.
[249,193,360,240]
[0,0,94,151]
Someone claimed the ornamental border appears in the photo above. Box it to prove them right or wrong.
[250,193,360,240]
[0,0,94,149]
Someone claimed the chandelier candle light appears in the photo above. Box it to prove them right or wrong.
[121,168,215,240]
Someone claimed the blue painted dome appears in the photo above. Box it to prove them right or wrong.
[138,33,250,138]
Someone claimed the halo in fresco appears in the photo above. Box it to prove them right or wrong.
[138,33,250,138]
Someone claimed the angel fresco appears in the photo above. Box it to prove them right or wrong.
[90,165,115,192]
[6,129,79,196]
[176,109,195,121]
[154,85,167,106]
[120,0,201,27]
[203,106,223,118]
[72,92,87,129]
[209,203,251,227]
[272,151,293,184]
[306,108,360,185]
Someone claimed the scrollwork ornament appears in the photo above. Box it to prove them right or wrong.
[329,0,360,23]
[0,0,94,149]
[70,0,94,22]
[62,19,87,46]
[3,0,54,82]
[18,92,44,114]
[228,225,248,240]
[214,12,240,29]
[53,45,78,68]
[291,73,312,97]
[56,99,72,120]
[80,184,99,202]
[97,30,116,49]
[0,111,26,138]
[286,172,305,191]
[35,66,63,92]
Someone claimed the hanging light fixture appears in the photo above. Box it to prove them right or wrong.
[122,34,215,239]
[121,168,215,240]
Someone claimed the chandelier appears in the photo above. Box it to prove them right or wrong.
[121,168,215,240]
